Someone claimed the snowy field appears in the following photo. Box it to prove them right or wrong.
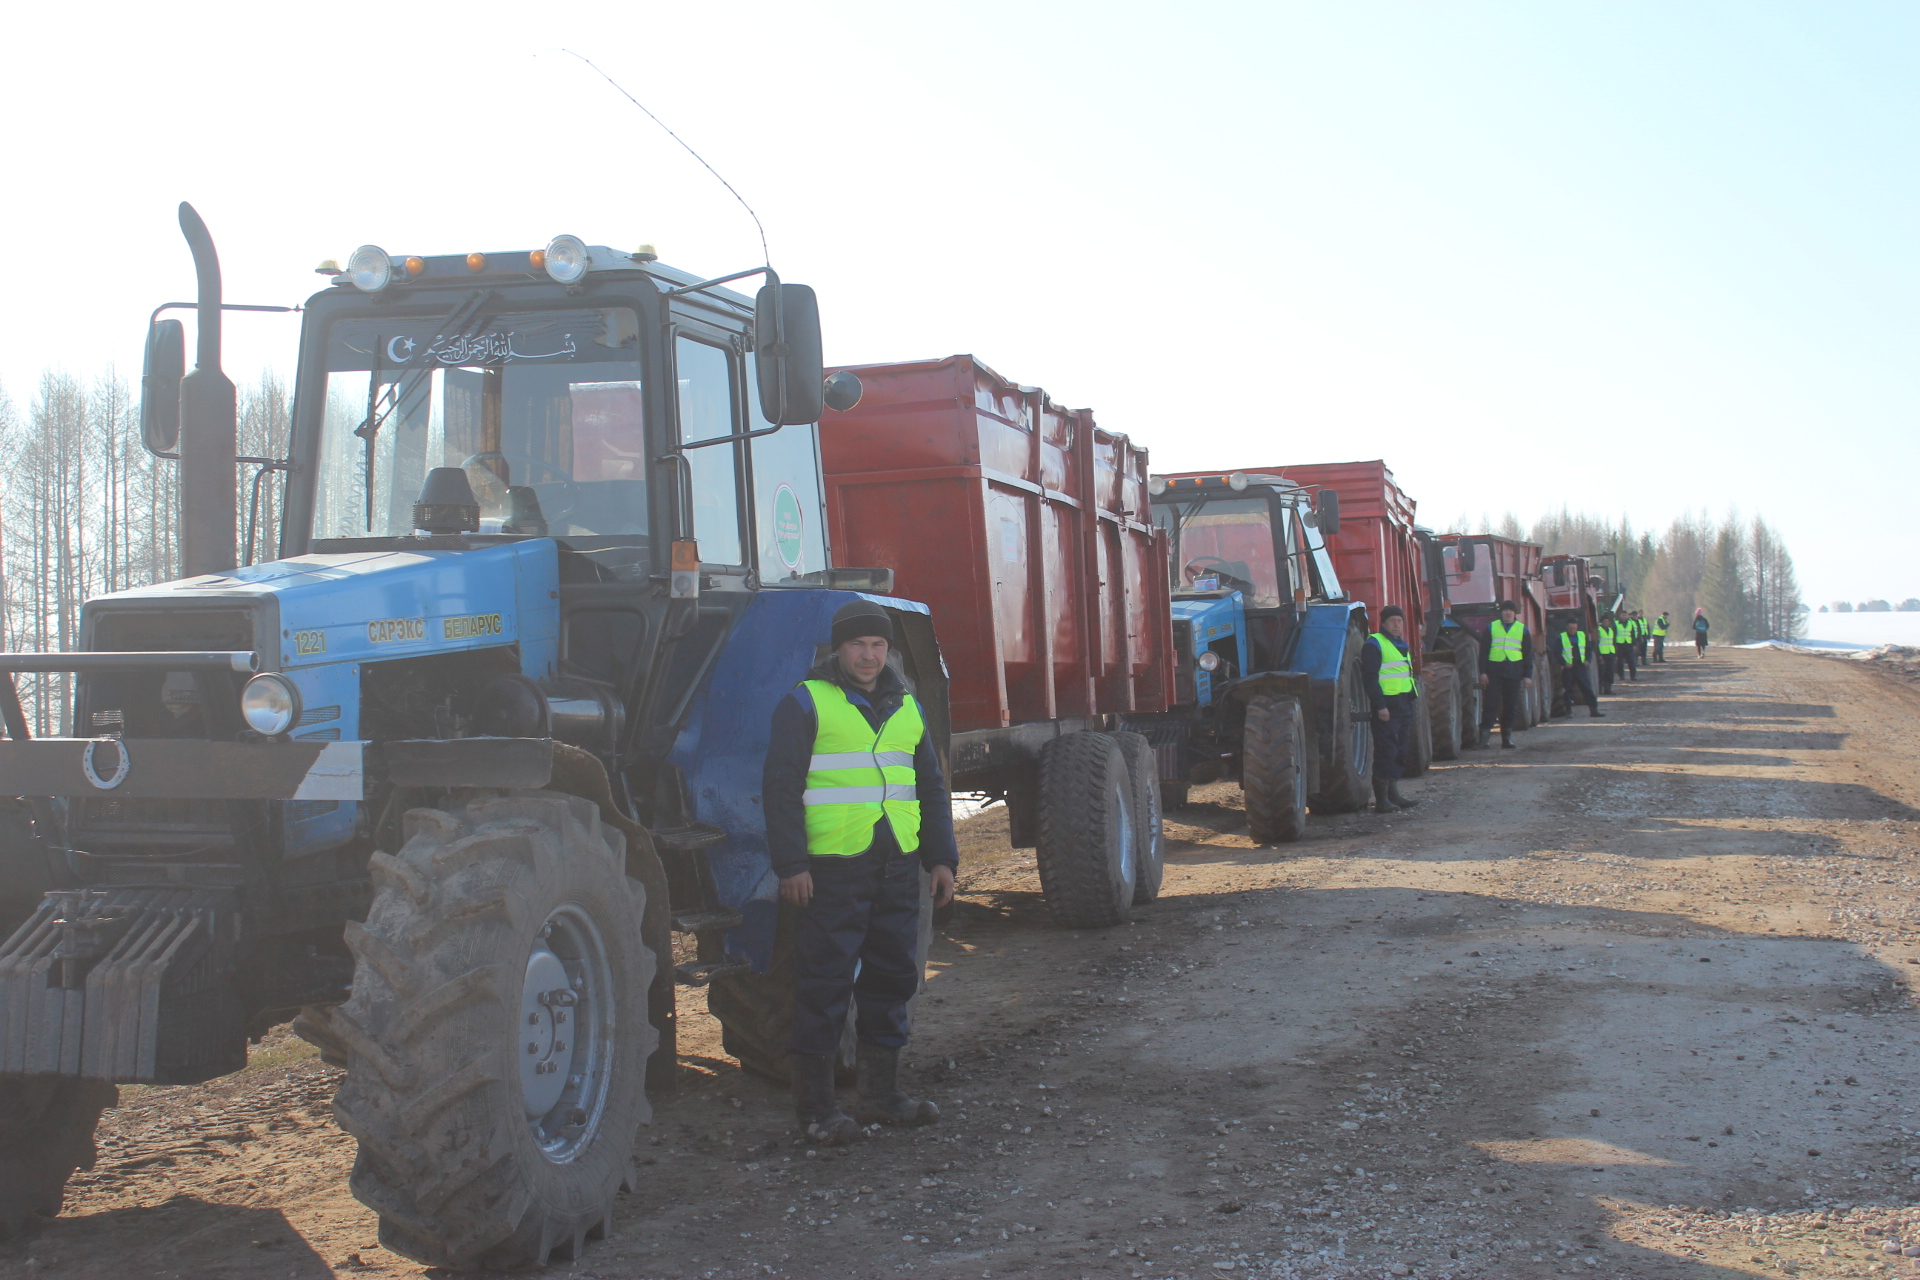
[1767,611,1920,651]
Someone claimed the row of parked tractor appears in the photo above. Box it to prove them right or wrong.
[0,222,1629,1269]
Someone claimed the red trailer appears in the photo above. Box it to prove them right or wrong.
[820,355,1174,927]
[1437,534,1551,728]
[1263,461,1481,766]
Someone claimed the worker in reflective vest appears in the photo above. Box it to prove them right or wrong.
[763,599,959,1144]
[1596,611,1618,694]
[1615,613,1639,683]
[1554,617,1602,717]
[1651,612,1670,663]
[1477,600,1533,749]
[1363,605,1420,813]
[1631,610,1651,665]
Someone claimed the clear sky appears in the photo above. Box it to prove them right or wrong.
[1,1,1911,605]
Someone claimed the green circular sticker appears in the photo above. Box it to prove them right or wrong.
[772,483,805,569]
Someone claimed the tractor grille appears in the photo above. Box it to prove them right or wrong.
[1172,619,1197,704]
[78,608,256,742]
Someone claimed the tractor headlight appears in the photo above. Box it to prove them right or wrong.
[543,235,589,284]
[348,245,392,293]
[1197,651,1222,672]
[241,673,302,736]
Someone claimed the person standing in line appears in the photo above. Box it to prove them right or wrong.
[1477,599,1533,750]
[1596,611,1617,694]
[1633,611,1652,666]
[1554,616,1603,717]
[1651,611,1669,663]
[1693,608,1710,656]
[1363,605,1420,813]
[764,599,958,1145]
[1615,611,1638,682]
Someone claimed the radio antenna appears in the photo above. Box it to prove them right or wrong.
[563,50,771,268]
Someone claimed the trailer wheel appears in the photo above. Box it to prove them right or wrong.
[1242,694,1309,845]
[1427,664,1462,761]
[710,870,933,1087]
[332,792,656,1271]
[1311,623,1374,814]
[0,1074,117,1237]
[1109,732,1165,904]
[1036,732,1136,928]
[1404,693,1435,777]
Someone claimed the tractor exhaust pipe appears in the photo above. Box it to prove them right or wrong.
[176,202,237,578]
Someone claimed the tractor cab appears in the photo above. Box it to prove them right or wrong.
[1147,471,1341,706]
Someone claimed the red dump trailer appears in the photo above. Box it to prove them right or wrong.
[1437,534,1551,727]
[820,355,1174,927]
[1269,460,1480,765]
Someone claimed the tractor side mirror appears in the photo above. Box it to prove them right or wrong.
[141,317,185,455]
[823,370,863,414]
[1456,541,1477,572]
[1314,488,1340,538]
[754,282,826,425]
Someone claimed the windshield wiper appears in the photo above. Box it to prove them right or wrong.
[352,290,491,530]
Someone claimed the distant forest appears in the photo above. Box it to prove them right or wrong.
[0,368,289,732]
[1446,508,1802,645]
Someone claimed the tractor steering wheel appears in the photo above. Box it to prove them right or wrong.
[1184,555,1230,581]
[461,452,579,525]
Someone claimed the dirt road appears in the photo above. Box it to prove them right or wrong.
[7,646,1920,1280]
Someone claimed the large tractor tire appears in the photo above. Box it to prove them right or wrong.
[709,869,933,1087]
[1309,623,1374,814]
[1110,732,1166,904]
[1427,664,1462,761]
[1242,694,1308,845]
[1036,732,1136,928]
[1404,693,1435,777]
[0,1075,117,1237]
[331,791,656,1271]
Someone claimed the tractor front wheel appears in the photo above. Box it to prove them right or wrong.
[332,791,656,1271]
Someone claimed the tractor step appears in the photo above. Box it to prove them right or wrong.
[674,960,750,987]
[670,909,743,935]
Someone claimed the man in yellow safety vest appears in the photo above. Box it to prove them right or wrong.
[1614,611,1638,683]
[1554,616,1602,717]
[1596,611,1618,695]
[1651,612,1670,663]
[1364,605,1421,813]
[1477,599,1534,749]
[764,599,959,1144]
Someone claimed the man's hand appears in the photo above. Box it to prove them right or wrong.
[779,871,814,908]
[930,864,956,908]
[1375,708,1390,722]
[1522,678,1533,689]
[1478,673,1489,688]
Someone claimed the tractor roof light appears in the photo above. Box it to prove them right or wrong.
[241,672,302,737]
[348,245,393,293]
[543,235,589,284]
[1228,472,1250,491]
[1147,475,1168,496]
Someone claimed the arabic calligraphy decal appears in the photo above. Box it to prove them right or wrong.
[381,332,579,365]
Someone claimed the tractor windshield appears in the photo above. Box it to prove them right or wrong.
[313,308,650,541]
[1152,496,1285,609]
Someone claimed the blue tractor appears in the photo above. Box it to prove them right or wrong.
[1136,472,1375,841]
[0,207,948,1266]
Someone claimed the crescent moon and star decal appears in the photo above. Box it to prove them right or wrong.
[386,335,418,364]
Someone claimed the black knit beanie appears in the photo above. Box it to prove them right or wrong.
[830,600,894,648]
[1378,605,1405,622]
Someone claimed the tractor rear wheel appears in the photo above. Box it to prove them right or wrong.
[1427,664,1462,761]
[1036,732,1135,928]
[1310,623,1374,814]
[1242,694,1308,845]
[0,1074,117,1237]
[331,791,656,1271]
[1110,732,1165,904]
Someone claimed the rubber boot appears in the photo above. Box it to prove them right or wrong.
[1372,780,1396,815]
[1386,780,1418,810]
[1477,725,1492,750]
[1500,726,1516,749]
[853,1042,939,1128]
[791,1052,860,1146]
[1588,705,1605,718]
